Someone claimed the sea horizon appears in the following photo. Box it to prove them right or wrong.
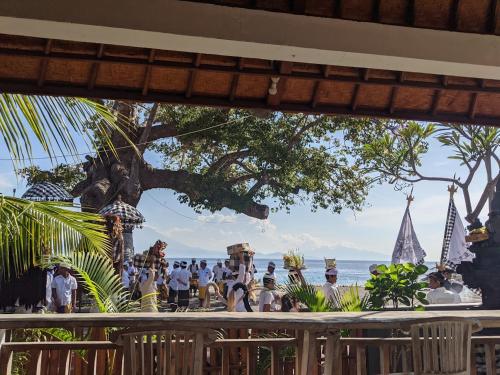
[169,257,439,286]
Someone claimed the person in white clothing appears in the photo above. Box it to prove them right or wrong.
[168,261,180,304]
[267,262,276,277]
[139,267,158,312]
[322,268,339,307]
[176,261,192,307]
[51,264,78,313]
[45,266,55,311]
[122,264,130,290]
[213,260,225,291]
[198,260,213,307]
[426,272,461,304]
[222,259,232,299]
[259,273,279,312]
[231,250,255,312]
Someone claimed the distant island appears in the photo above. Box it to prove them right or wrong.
[134,226,387,261]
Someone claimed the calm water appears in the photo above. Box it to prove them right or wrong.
[173,258,437,285]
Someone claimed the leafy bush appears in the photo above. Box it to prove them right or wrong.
[365,263,429,309]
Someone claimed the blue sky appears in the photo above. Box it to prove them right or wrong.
[0,127,493,262]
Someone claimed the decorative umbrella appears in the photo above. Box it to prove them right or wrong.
[391,192,426,265]
[22,181,73,202]
[98,199,145,227]
[99,197,145,264]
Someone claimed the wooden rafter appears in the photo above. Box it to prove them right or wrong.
[186,53,202,98]
[142,49,156,96]
[88,44,104,90]
[489,0,500,34]
[37,39,52,87]
[185,0,500,35]
[2,35,500,127]
[449,0,461,30]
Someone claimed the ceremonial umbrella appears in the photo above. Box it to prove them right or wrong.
[99,198,145,263]
[22,181,73,202]
[98,199,145,227]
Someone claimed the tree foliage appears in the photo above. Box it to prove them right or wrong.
[0,195,110,280]
[345,121,499,223]
[27,104,372,219]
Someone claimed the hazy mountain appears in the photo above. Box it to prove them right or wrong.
[133,226,387,261]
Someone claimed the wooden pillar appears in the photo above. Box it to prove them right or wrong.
[300,330,319,375]
[270,346,281,375]
[294,330,304,374]
[193,333,204,375]
[323,331,342,375]
[0,330,12,375]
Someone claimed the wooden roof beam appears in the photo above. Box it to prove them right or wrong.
[3,0,500,80]
[37,39,52,87]
[489,0,499,34]
[186,53,202,98]
[88,44,104,90]
[142,49,156,96]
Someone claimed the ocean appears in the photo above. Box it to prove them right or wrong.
[173,258,437,285]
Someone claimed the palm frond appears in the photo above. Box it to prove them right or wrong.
[280,282,333,312]
[52,252,133,313]
[0,196,110,279]
[0,94,135,166]
[334,284,369,312]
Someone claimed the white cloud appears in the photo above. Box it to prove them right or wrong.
[141,224,195,238]
[0,173,13,189]
[279,232,328,248]
[197,213,237,223]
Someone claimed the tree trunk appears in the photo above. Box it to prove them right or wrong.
[71,102,270,220]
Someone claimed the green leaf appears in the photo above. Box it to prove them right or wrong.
[0,196,110,280]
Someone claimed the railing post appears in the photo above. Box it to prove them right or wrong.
[0,329,12,375]
[270,346,281,375]
[355,345,367,375]
[300,330,319,375]
[323,330,342,375]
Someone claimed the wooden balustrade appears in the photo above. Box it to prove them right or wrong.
[1,311,500,374]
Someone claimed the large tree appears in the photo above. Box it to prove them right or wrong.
[63,102,369,219]
[344,120,499,224]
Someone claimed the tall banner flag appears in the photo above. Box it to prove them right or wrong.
[440,197,474,268]
[392,206,426,265]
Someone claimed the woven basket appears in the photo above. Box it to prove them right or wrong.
[324,258,336,269]
[465,232,489,243]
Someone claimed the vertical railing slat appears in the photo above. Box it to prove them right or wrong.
[379,345,390,375]
[355,345,366,375]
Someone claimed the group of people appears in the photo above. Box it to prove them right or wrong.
[46,257,466,314]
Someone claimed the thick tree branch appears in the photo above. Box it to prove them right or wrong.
[287,118,323,151]
[140,165,269,219]
[148,122,178,141]
[207,150,250,174]
[466,173,500,223]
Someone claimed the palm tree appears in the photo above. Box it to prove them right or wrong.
[0,93,133,310]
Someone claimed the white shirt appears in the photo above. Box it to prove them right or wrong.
[46,270,54,306]
[169,268,179,290]
[427,287,461,304]
[213,265,224,282]
[322,282,339,306]
[198,267,213,287]
[128,265,137,283]
[51,274,77,305]
[234,288,247,312]
[139,269,157,294]
[122,270,130,288]
[188,264,199,275]
[222,267,232,283]
[259,289,278,312]
[176,268,192,291]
